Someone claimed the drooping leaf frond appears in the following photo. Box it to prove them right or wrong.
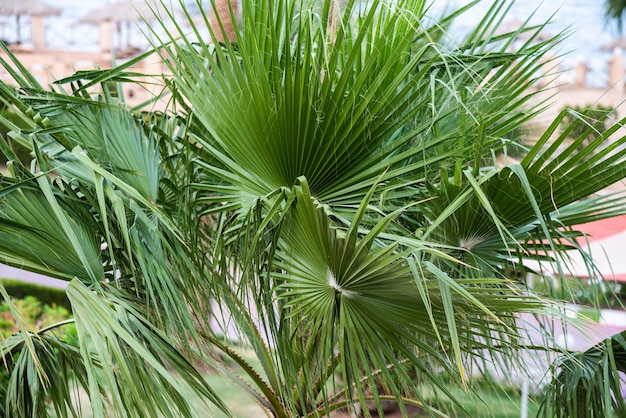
[539,330,626,418]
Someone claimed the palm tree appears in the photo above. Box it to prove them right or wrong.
[539,330,626,418]
[606,0,626,31]
[1,0,626,416]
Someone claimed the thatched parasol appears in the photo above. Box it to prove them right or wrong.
[79,0,177,52]
[79,0,174,25]
[601,37,626,52]
[0,0,61,44]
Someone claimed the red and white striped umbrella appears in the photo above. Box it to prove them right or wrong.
[527,215,626,283]
[567,215,626,282]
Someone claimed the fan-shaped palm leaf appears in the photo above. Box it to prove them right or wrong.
[539,330,626,417]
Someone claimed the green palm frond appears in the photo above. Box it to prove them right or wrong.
[266,178,546,415]
[539,330,626,418]
[0,279,85,418]
[606,0,626,32]
[414,107,626,280]
[158,0,555,215]
[2,327,87,418]
[67,280,230,418]
[0,177,104,282]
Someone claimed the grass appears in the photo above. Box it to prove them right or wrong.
[577,307,602,322]
[415,382,540,418]
[199,376,536,418]
[530,275,625,309]
[197,372,267,417]
[194,360,538,418]
[52,348,537,417]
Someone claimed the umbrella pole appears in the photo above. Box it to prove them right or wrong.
[126,22,131,49]
[117,22,122,52]
[15,14,20,44]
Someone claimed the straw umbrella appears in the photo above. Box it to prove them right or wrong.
[0,0,61,46]
[80,0,176,52]
[601,37,626,52]
[79,0,174,25]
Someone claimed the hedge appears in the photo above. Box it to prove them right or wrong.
[0,279,70,310]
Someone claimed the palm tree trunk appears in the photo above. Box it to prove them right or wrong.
[327,0,339,44]
[606,0,626,32]
[209,0,239,43]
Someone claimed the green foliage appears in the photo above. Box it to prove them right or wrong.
[0,279,70,310]
[0,0,624,417]
[606,0,626,32]
[576,307,602,323]
[420,380,539,418]
[0,295,73,339]
[539,331,626,418]
[530,276,624,309]
[0,110,31,165]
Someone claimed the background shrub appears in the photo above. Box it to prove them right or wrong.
[561,104,617,142]
[0,293,75,417]
[0,279,70,311]
[0,296,73,339]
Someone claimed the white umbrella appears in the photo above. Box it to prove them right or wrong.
[0,0,61,16]
[0,0,61,44]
